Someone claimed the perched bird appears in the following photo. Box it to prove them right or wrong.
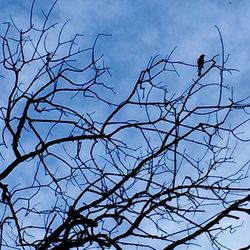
[197,54,205,77]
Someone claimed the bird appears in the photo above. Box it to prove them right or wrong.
[197,54,205,77]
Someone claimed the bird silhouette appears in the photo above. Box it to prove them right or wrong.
[197,54,205,77]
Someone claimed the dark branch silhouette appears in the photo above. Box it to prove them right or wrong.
[0,1,249,250]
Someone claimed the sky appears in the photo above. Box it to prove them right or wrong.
[1,0,250,97]
[0,0,250,249]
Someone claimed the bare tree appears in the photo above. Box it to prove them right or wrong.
[0,1,249,250]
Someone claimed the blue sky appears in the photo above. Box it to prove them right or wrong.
[2,0,250,96]
[0,0,250,249]
[52,0,250,101]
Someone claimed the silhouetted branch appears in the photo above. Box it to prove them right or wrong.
[0,1,249,250]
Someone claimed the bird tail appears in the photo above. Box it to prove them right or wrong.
[198,69,201,77]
